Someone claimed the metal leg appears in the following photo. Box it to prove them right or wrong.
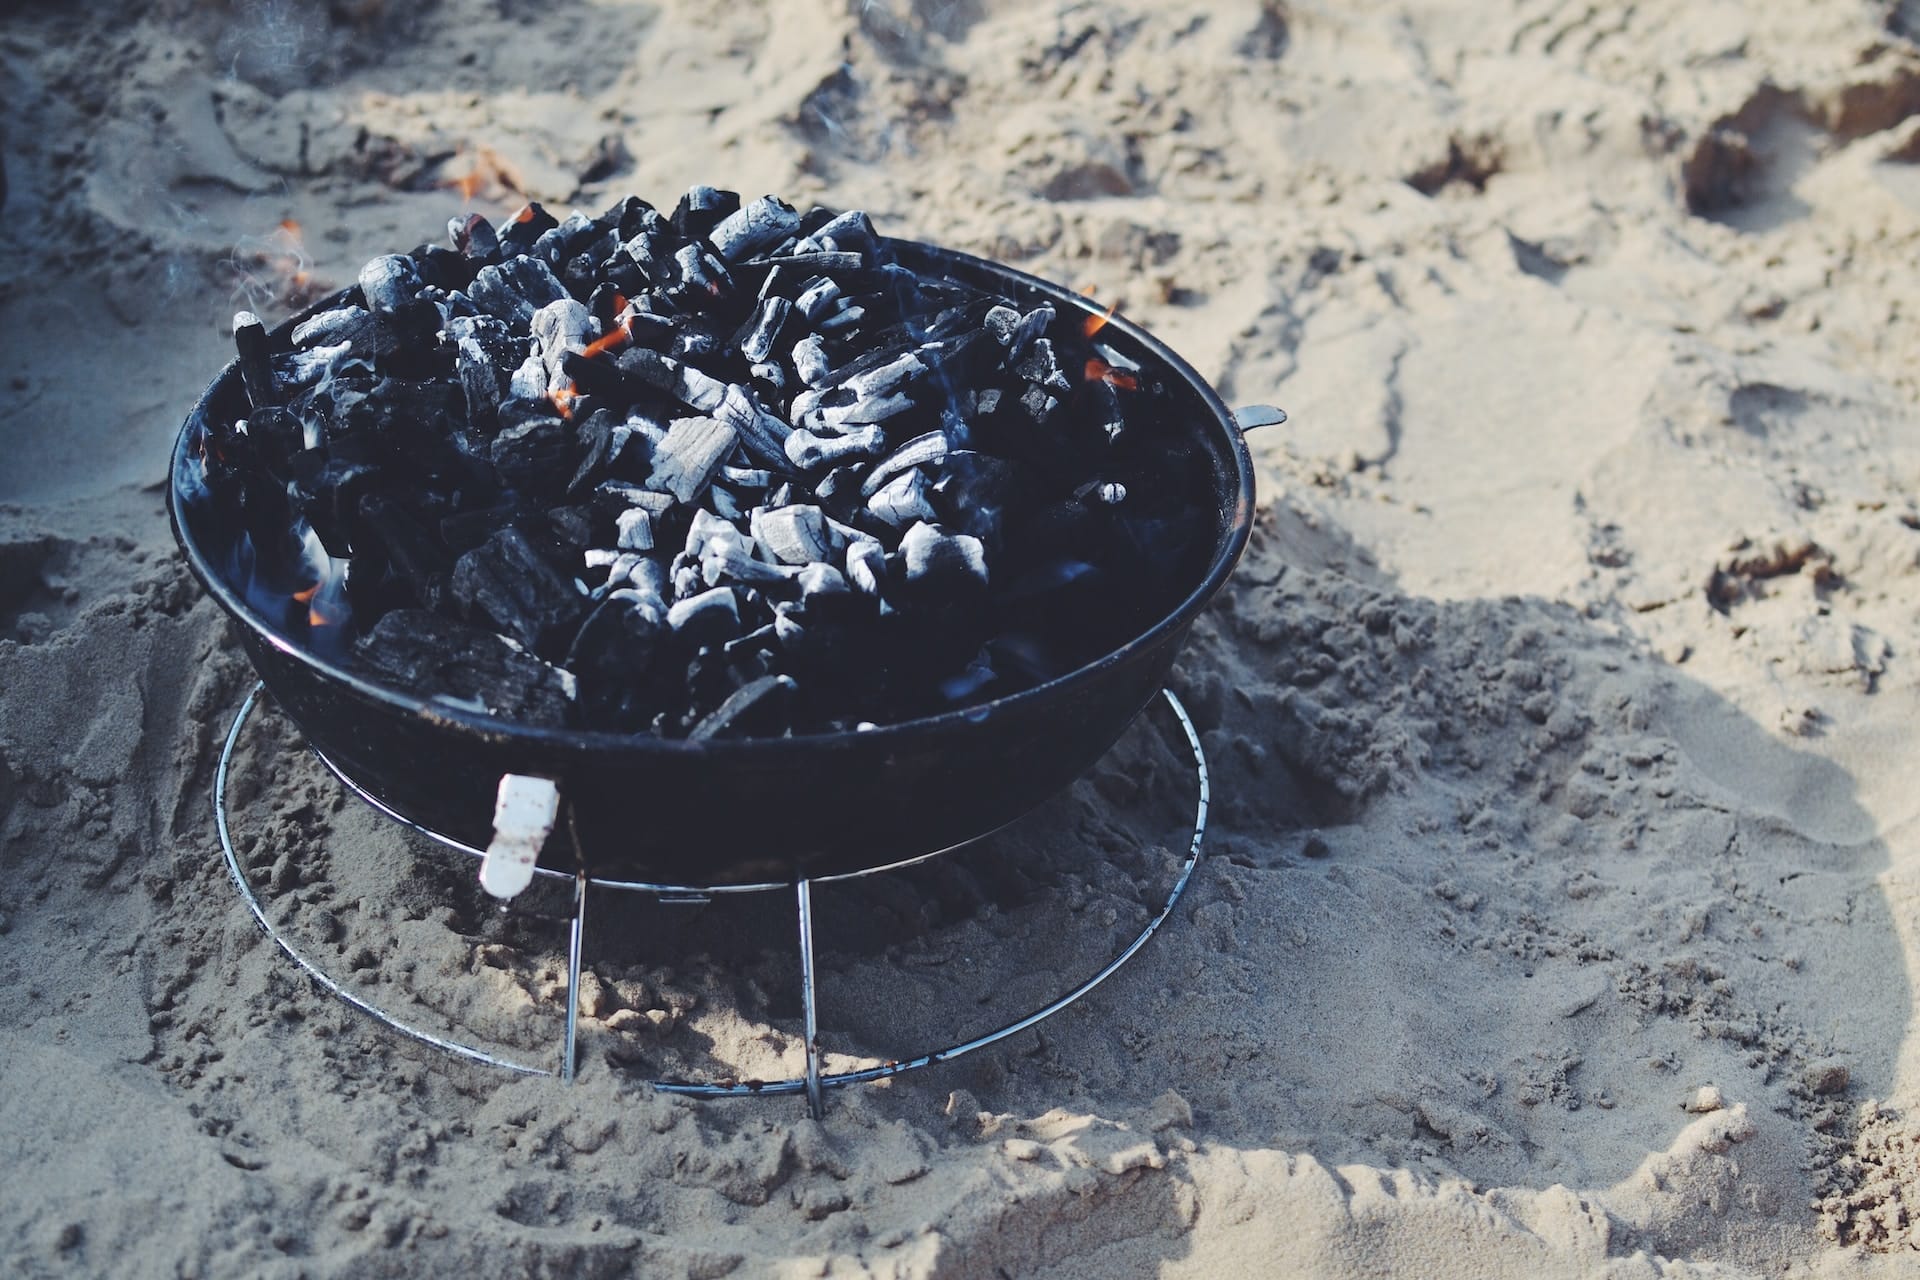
[796,879,824,1120]
[562,871,588,1083]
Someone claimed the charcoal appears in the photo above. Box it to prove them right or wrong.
[530,297,596,388]
[357,609,573,726]
[670,242,733,301]
[672,185,741,240]
[607,348,727,414]
[860,431,948,498]
[276,342,358,392]
[867,469,937,529]
[738,295,793,363]
[1012,337,1071,394]
[615,507,655,550]
[983,305,1020,346]
[452,527,586,653]
[712,383,792,469]
[565,592,665,695]
[470,255,569,325]
[708,195,799,263]
[490,414,575,490]
[359,493,452,611]
[358,255,422,316]
[287,447,382,557]
[455,336,501,426]
[785,425,884,471]
[688,674,796,739]
[812,208,877,252]
[567,408,621,496]
[233,311,277,409]
[547,504,597,551]
[795,276,842,323]
[595,482,676,515]
[646,416,735,504]
[499,203,559,253]
[666,585,741,644]
[1008,304,1054,360]
[741,250,863,273]
[816,304,866,334]
[450,212,501,260]
[901,521,988,586]
[846,539,887,596]
[292,305,379,352]
[240,407,307,477]
[722,465,775,489]
[792,333,831,386]
[702,543,800,587]
[841,350,928,402]
[750,504,832,565]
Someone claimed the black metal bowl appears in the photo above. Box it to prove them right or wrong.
[170,239,1259,887]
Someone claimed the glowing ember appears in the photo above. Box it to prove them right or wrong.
[1085,357,1138,392]
[549,383,580,419]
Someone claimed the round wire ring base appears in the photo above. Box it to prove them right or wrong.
[212,681,1211,1097]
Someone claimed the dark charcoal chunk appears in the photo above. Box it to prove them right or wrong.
[358,493,452,611]
[356,609,573,727]
[489,409,577,491]
[287,447,383,558]
[450,212,501,261]
[452,527,586,653]
[499,202,559,254]
[565,590,667,722]
[672,185,741,241]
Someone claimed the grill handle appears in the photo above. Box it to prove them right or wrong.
[481,775,562,900]
[1234,405,1288,433]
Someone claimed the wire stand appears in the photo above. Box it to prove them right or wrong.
[214,683,1210,1118]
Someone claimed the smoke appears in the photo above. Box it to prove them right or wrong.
[215,0,332,94]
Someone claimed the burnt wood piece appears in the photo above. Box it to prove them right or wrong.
[452,527,586,654]
[355,608,573,727]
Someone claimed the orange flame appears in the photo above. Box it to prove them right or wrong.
[550,383,579,420]
[580,296,634,359]
[1085,358,1139,392]
[1083,299,1119,339]
[308,605,334,628]
[292,584,320,604]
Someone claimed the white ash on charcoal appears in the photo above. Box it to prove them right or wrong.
[189,188,1216,737]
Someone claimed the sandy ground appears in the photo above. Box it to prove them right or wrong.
[4,0,1920,1275]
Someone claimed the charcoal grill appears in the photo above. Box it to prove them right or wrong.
[173,239,1281,1115]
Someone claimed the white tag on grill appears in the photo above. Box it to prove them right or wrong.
[480,775,561,900]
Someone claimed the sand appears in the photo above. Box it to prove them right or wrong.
[4,0,1920,1275]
